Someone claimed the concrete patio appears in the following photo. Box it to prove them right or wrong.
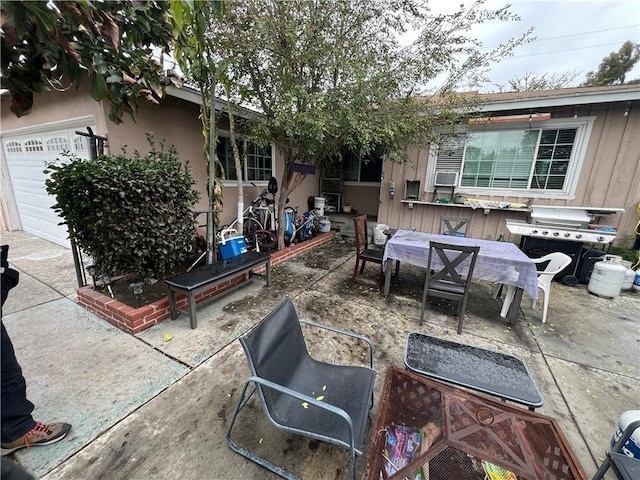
[1,229,638,479]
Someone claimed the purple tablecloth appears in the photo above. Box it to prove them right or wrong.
[383,230,538,300]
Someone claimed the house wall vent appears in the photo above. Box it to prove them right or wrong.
[434,171,459,187]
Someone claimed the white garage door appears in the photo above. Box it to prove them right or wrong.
[2,123,96,247]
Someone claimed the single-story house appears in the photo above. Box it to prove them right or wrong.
[0,81,315,247]
[377,84,640,248]
[1,82,639,250]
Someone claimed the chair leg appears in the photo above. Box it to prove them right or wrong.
[457,298,468,334]
[499,285,516,318]
[541,289,549,324]
[352,258,360,280]
[359,260,366,274]
[227,381,299,480]
[492,283,503,299]
[419,282,429,326]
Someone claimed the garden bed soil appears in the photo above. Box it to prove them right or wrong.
[97,278,170,308]
[79,232,339,334]
[97,233,351,309]
[95,252,206,308]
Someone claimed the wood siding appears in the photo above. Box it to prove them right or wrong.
[377,101,640,248]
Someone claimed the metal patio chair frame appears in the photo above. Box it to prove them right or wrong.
[420,241,480,334]
[592,419,640,480]
[226,296,376,480]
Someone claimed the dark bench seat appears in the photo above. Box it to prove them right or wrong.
[165,251,271,329]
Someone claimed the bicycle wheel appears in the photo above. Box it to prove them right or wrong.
[254,230,277,251]
[243,217,262,237]
[242,217,263,250]
[308,224,317,238]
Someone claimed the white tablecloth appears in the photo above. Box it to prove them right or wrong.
[383,230,538,300]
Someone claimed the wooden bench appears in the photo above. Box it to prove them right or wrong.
[164,251,271,329]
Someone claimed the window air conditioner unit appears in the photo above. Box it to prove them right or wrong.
[434,171,459,187]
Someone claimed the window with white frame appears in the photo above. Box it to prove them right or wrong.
[46,136,70,154]
[343,149,382,183]
[217,135,274,182]
[6,141,21,153]
[24,139,44,153]
[430,118,593,196]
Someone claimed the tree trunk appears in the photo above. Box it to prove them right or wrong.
[206,76,217,264]
[226,85,244,234]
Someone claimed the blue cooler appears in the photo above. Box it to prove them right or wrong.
[219,230,248,260]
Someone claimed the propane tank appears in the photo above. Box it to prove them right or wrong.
[587,255,626,298]
[633,271,640,293]
[620,260,636,290]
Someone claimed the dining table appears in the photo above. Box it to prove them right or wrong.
[382,230,539,325]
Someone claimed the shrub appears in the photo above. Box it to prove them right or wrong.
[45,134,200,280]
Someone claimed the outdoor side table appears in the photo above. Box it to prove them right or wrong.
[404,333,543,410]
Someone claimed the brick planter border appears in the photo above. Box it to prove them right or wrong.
[77,231,337,334]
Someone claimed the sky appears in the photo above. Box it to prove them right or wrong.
[428,0,640,92]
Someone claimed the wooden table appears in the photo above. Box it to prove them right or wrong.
[366,367,587,480]
[382,230,538,325]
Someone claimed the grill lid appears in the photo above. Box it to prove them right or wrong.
[530,206,591,229]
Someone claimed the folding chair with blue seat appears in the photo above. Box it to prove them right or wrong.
[226,296,376,480]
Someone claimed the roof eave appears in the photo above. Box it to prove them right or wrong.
[478,87,640,112]
[166,85,262,120]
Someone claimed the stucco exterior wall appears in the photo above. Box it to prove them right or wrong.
[1,86,322,231]
[107,96,322,228]
[0,81,108,134]
[377,101,640,248]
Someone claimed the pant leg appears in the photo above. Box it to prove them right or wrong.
[1,322,36,443]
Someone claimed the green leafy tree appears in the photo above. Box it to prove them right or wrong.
[583,41,640,86]
[1,1,176,123]
[206,0,531,248]
[169,1,227,262]
[496,70,581,92]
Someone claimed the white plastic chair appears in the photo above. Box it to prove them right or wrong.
[498,252,572,323]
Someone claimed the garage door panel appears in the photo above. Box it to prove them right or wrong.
[3,124,95,247]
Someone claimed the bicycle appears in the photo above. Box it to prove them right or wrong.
[285,207,318,245]
[219,184,278,252]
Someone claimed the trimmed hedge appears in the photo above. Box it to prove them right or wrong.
[45,135,200,280]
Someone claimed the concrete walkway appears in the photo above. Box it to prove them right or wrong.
[1,230,638,480]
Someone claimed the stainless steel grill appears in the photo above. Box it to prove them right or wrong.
[506,206,624,285]
[506,206,623,245]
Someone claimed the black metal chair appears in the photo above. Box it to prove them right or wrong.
[592,419,640,480]
[227,296,376,480]
[420,241,480,334]
[352,214,383,284]
[440,216,470,237]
